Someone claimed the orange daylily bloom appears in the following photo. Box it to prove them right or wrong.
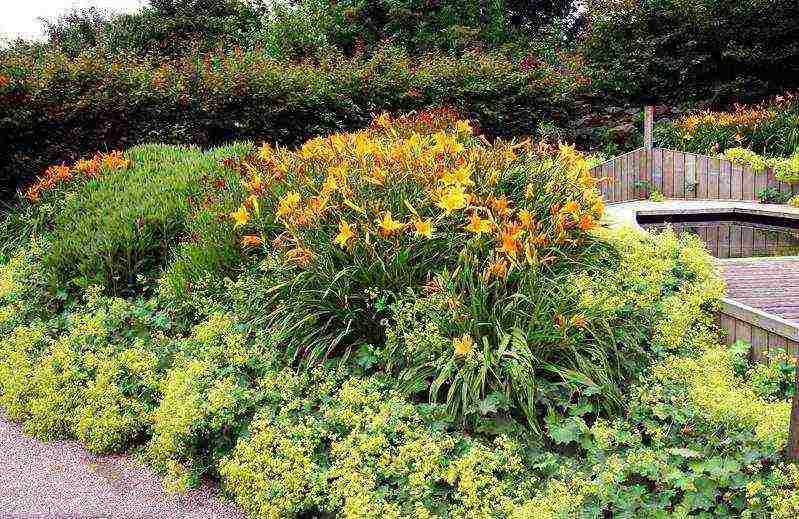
[465,212,493,236]
[484,258,509,281]
[241,235,263,247]
[578,213,596,231]
[571,314,587,328]
[286,246,314,266]
[412,218,434,239]
[490,195,510,216]
[560,200,580,215]
[498,231,520,257]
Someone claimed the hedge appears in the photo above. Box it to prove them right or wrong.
[0,46,588,199]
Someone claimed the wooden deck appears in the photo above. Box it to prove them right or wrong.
[720,259,799,324]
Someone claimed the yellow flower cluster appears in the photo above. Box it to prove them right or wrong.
[225,110,605,279]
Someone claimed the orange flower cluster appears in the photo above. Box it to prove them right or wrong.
[675,106,777,136]
[0,74,10,88]
[223,109,605,278]
[25,151,131,202]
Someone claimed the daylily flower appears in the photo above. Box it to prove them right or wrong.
[334,219,356,248]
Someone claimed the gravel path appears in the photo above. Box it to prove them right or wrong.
[0,413,246,519]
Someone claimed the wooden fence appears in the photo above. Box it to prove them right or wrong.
[592,147,799,360]
[592,147,797,204]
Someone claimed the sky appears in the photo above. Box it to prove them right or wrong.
[0,0,145,41]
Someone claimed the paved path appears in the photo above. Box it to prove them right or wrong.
[719,258,799,324]
[0,414,245,519]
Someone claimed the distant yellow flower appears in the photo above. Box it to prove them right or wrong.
[518,208,535,228]
[561,200,580,215]
[276,191,301,219]
[442,165,474,186]
[437,184,469,214]
[465,212,493,236]
[377,211,404,236]
[257,143,273,160]
[453,334,475,356]
[455,119,473,135]
[333,219,356,248]
[412,218,433,239]
[376,113,391,128]
[241,235,263,247]
[230,206,249,228]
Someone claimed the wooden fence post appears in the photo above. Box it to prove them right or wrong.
[789,354,799,460]
[644,105,654,150]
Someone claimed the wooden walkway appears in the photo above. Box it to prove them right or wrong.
[720,259,799,324]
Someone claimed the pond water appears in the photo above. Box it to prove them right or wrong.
[638,213,799,259]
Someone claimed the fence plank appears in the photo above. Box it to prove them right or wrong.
[769,333,787,356]
[741,167,755,201]
[684,154,697,199]
[653,148,664,194]
[736,319,753,348]
[663,150,675,198]
[719,160,732,199]
[740,225,754,257]
[639,149,649,198]
[731,164,744,200]
[717,223,730,259]
[756,170,769,200]
[708,157,720,199]
[674,150,686,198]
[706,222,719,257]
[697,155,708,199]
[752,327,769,361]
[729,224,742,258]
[720,315,737,346]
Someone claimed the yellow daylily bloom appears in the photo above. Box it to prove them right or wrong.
[437,185,469,214]
[453,334,475,356]
[230,206,249,228]
[377,211,404,236]
[455,119,473,135]
[333,219,356,248]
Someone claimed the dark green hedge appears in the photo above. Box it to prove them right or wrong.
[582,0,799,104]
[0,47,587,199]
